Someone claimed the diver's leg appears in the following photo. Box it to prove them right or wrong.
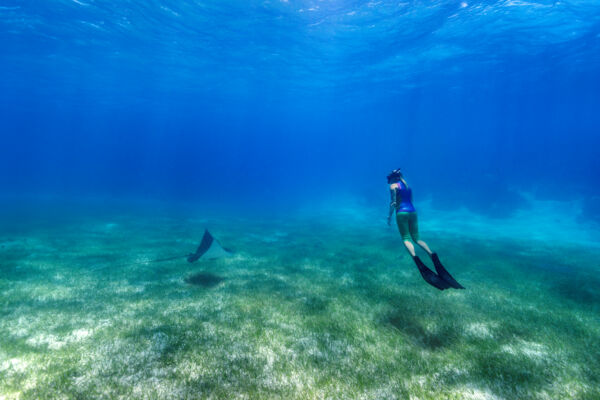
[398,213,448,290]
[416,240,433,256]
[403,240,416,257]
[396,213,412,252]
[408,213,434,256]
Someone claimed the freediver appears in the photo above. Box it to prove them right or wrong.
[386,168,465,290]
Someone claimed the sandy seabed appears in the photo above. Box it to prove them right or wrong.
[1,202,599,400]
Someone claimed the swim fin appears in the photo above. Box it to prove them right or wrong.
[432,253,465,289]
[413,256,451,290]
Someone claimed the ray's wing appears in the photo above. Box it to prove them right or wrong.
[187,229,232,262]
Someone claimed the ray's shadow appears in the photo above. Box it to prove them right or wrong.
[185,272,225,288]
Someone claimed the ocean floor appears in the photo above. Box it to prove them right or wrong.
[1,201,599,399]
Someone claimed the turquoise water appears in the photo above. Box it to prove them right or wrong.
[1,199,599,399]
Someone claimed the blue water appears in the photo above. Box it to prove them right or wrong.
[3,3,600,398]
[1,0,600,217]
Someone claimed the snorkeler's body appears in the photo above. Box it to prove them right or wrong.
[387,169,464,290]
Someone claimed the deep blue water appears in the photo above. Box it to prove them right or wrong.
[1,0,600,217]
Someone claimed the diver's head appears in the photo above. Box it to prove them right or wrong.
[387,168,403,184]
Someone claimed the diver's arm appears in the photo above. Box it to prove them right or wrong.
[387,187,397,225]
